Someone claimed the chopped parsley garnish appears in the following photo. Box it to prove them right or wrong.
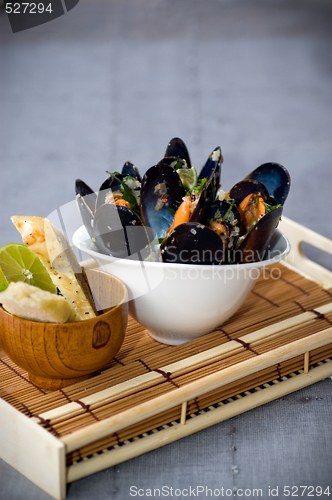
[222,199,235,221]
[174,160,184,170]
[188,177,207,196]
[120,181,137,207]
[123,175,136,183]
[263,201,281,213]
[106,170,121,177]
[106,172,140,214]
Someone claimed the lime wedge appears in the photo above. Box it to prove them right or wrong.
[0,266,8,292]
[0,243,57,294]
[177,166,198,190]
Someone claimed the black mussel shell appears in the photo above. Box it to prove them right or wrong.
[75,179,97,214]
[140,162,186,240]
[95,173,127,212]
[229,179,269,206]
[198,146,222,186]
[189,182,212,223]
[189,163,220,224]
[244,162,290,206]
[204,200,242,248]
[76,194,95,240]
[236,206,283,263]
[75,178,94,198]
[164,137,192,168]
[93,203,154,259]
[161,156,188,169]
[205,200,241,227]
[161,222,226,264]
[121,161,142,182]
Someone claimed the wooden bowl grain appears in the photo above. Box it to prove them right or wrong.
[0,269,128,391]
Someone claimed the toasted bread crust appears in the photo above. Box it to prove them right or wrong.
[11,216,96,321]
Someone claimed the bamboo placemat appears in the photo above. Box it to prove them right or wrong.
[1,262,332,466]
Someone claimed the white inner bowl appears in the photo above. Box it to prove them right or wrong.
[73,225,290,345]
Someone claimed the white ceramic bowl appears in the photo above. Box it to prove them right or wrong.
[73,226,290,345]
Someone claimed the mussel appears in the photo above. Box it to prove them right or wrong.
[75,137,290,265]
[164,137,192,168]
[140,162,186,240]
[121,161,142,183]
[243,162,290,206]
[94,203,154,259]
[227,162,290,263]
[160,222,226,264]
[75,179,96,240]
[76,161,154,259]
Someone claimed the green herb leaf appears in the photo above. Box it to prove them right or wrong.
[174,160,184,170]
[113,174,138,208]
[122,175,136,183]
[222,199,235,221]
[106,170,121,177]
[263,201,281,214]
[191,177,207,194]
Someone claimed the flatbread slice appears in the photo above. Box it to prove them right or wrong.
[11,216,96,321]
[0,281,75,323]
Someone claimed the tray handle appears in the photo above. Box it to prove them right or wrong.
[279,216,332,288]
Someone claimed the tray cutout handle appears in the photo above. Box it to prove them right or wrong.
[279,216,332,288]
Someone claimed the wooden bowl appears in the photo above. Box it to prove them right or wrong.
[0,269,128,391]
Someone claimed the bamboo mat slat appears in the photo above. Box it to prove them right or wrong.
[1,262,332,465]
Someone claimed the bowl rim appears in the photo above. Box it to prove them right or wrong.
[0,268,128,326]
[73,225,291,271]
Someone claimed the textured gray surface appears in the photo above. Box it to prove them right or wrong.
[0,0,332,499]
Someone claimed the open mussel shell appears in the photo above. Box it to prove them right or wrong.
[244,162,290,206]
[75,194,95,240]
[75,179,97,240]
[140,162,186,240]
[93,203,154,259]
[229,179,269,206]
[189,182,213,223]
[75,179,97,214]
[75,178,95,198]
[121,161,142,182]
[198,146,222,186]
[95,174,126,212]
[204,200,242,249]
[164,137,192,168]
[189,156,221,224]
[236,206,283,263]
[161,222,226,264]
[160,156,188,169]
[205,200,241,227]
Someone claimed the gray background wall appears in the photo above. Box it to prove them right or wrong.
[0,1,331,499]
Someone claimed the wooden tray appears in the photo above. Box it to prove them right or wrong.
[1,217,332,500]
